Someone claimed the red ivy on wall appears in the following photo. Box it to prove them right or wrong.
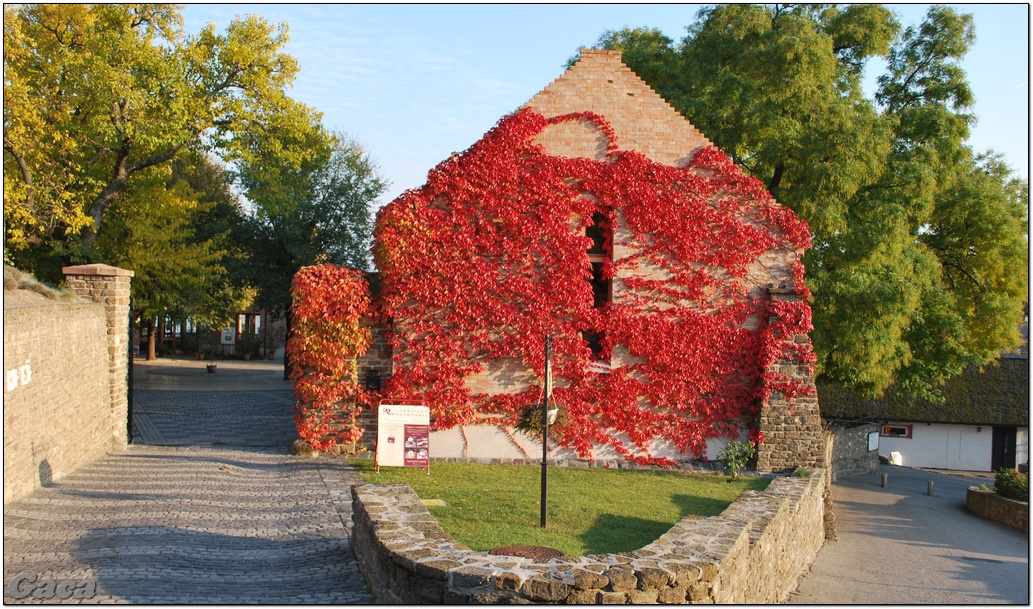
[370,107,814,466]
[288,265,375,452]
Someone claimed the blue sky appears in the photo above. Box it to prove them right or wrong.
[182,4,1029,206]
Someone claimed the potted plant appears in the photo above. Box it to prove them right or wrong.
[203,346,218,372]
[198,333,218,371]
[238,334,260,360]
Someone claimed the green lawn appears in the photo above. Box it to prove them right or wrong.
[350,459,770,557]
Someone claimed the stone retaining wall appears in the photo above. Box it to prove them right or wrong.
[966,487,1029,532]
[351,470,825,604]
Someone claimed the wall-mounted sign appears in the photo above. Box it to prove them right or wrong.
[5,363,32,392]
[868,431,879,451]
[880,424,912,439]
[375,403,430,473]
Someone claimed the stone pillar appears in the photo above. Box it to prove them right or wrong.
[755,285,825,473]
[63,263,134,450]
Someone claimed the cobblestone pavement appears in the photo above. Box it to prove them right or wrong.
[131,390,298,446]
[4,357,373,604]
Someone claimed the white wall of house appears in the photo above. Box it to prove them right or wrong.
[429,424,734,464]
[879,421,1029,471]
[1017,428,1029,468]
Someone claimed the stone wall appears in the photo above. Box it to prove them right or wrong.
[326,322,393,454]
[351,470,826,604]
[756,286,824,473]
[966,487,1029,532]
[3,264,132,505]
[825,422,880,481]
[63,264,134,449]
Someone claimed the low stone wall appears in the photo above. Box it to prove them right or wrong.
[351,470,826,604]
[966,487,1029,532]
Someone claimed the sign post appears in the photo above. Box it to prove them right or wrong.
[375,402,431,475]
[540,335,552,528]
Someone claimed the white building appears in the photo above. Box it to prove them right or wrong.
[821,324,1029,473]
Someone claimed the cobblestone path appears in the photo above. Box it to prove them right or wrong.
[131,389,298,446]
[4,361,373,604]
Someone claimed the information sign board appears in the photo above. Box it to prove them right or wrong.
[376,403,430,473]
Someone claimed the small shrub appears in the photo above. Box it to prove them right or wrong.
[792,467,812,478]
[994,468,1028,502]
[718,439,755,480]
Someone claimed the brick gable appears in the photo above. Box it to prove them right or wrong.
[525,49,711,166]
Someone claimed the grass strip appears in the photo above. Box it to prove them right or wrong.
[350,459,770,556]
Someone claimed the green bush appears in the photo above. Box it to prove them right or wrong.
[718,439,755,480]
[994,468,1029,502]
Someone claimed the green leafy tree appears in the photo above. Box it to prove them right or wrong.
[94,151,253,359]
[581,4,1028,399]
[238,125,388,377]
[3,4,315,279]
[168,150,256,333]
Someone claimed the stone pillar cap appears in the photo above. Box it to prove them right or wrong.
[62,263,134,277]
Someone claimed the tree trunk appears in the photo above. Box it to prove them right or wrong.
[147,318,157,361]
[157,316,166,357]
[767,162,785,195]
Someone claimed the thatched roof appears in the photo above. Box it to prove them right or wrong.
[819,357,1029,427]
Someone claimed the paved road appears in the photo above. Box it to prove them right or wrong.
[789,465,1029,604]
[3,356,373,604]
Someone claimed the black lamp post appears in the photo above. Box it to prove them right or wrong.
[540,334,552,528]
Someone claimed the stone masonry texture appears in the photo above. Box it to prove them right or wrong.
[966,486,1029,532]
[756,287,825,474]
[825,423,880,482]
[352,470,826,604]
[63,264,134,451]
[525,49,712,166]
[394,49,819,470]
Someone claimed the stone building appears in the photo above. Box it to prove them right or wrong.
[360,50,824,470]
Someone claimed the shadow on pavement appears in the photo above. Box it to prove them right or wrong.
[788,466,1028,604]
[70,526,367,603]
